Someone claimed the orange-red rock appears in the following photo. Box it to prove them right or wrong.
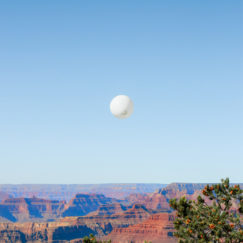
[88,203,127,216]
[62,194,117,217]
[104,213,176,243]
[0,204,152,242]
[127,193,170,212]
[0,197,65,222]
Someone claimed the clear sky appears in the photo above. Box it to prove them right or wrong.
[0,0,242,184]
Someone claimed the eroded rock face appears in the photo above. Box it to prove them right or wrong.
[104,213,176,243]
[0,192,12,202]
[87,203,127,216]
[124,183,211,214]
[0,194,120,222]
[59,203,152,237]
[0,204,152,242]
[0,197,65,222]
[126,193,170,212]
[62,194,118,217]
[157,183,206,200]
[0,222,93,242]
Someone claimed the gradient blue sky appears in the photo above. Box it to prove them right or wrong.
[0,1,242,184]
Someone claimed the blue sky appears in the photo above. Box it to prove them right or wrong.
[0,0,242,184]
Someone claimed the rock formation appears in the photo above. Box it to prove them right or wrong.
[62,194,118,217]
[0,204,152,242]
[126,193,170,212]
[104,213,176,243]
[0,192,11,202]
[87,203,127,216]
[0,197,65,222]
[0,184,166,201]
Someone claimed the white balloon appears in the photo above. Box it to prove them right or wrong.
[110,95,134,119]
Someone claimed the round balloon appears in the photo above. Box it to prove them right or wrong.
[110,95,134,119]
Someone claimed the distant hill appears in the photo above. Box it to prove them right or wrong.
[0,192,12,202]
[0,184,166,201]
[158,182,243,198]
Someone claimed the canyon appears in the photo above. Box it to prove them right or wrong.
[105,213,176,243]
[0,183,241,242]
[0,184,166,201]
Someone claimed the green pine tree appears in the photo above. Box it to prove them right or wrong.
[169,178,243,242]
[83,234,111,243]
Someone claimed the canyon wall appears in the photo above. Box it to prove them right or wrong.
[0,184,166,201]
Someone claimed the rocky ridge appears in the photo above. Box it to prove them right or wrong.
[0,204,153,242]
[105,213,176,243]
[0,184,166,201]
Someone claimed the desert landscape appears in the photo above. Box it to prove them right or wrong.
[1,0,242,242]
[0,183,241,242]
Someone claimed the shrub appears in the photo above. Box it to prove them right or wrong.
[83,234,111,243]
[170,178,243,242]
